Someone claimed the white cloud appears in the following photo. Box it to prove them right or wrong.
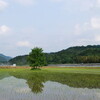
[15,0,36,6]
[50,0,100,10]
[0,25,11,35]
[74,24,81,35]
[95,35,100,42]
[76,0,94,11]
[74,22,91,35]
[95,0,100,7]
[17,41,31,47]
[73,17,100,45]
[87,0,100,8]
[97,0,100,4]
[74,17,100,35]
[0,0,8,11]
[91,17,100,29]
[51,0,94,11]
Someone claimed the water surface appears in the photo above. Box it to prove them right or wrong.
[49,64,100,67]
[0,76,99,100]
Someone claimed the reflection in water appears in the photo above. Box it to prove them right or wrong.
[11,73,45,93]
[0,76,99,100]
[27,77,44,93]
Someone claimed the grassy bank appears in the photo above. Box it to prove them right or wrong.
[42,67,100,74]
[0,67,100,92]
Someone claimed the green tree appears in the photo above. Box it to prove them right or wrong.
[27,47,47,69]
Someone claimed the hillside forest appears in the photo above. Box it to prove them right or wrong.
[8,45,100,65]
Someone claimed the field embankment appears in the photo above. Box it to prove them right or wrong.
[0,66,100,74]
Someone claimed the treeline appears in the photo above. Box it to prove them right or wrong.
[45,45,100,64]
[74,56,100,63]
[9,55,28,66]
[9,45,100,65]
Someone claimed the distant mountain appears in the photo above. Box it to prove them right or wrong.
[45,45,100,64]
[9,45,100,65]
[9,55,28,65]
[0,54,12,63]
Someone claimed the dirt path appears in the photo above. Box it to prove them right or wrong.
[0,66,100,69]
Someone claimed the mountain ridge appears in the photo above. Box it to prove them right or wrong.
[9,45,100,65]
[0,54,12,63]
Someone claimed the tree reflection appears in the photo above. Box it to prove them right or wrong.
[11,72,45,94]
[10,70,100,91]
[26,75,45,94]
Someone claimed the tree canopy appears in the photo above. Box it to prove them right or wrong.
[27,47,47,69]
[9,45,100,65]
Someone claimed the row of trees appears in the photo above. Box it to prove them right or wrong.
[45,46,100,64]
[74,56,100,63]
[9,45,100,68]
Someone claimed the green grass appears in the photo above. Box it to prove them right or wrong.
[0,67,100,93]
[42,67,100,74]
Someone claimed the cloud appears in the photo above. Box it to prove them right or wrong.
[74,22,91,35]
[74,16,100,35]
[0,25,11,35]
[50,0,100,11]
[95,35,100,42]
[17,41,31,47]
[51,0,94,11]
[73,16,100,45]
[95,0,100,7]
[91,17,100,29]
[74,24,81,35]
[97,0,100,3]
[15,0,36,6]
[0,0,8,11]
[97,0,100,4]
[74,0,94,11]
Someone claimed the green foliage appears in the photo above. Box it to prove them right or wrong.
[27,47,47,68]
[9,45,100,65]
[45,45,100,64]
[9,55,28,66]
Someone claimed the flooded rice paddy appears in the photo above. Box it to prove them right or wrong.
[0,76,99,100]
[0,68,100,100]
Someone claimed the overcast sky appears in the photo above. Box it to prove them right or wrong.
[0,0,100,57]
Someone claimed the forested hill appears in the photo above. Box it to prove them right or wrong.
[0,54,12,63]
[9,45,100,65]
[45,45,100,64]
[9,55,28,66]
